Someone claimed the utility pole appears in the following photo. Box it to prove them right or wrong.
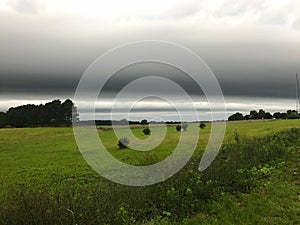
[296,73,300,113]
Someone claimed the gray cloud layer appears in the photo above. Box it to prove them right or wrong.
[0,0,300,112]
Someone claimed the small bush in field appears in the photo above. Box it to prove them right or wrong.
[182,123,188,131]
[199,123,206,129]
[118,137,129,149]
[176,125,181,131]
[143,127,151,135]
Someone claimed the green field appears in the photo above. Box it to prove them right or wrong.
[0,119,299,224]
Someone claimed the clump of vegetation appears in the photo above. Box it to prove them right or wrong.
[202,128,300,192]
[0,99,79,128]
[199,122,206,129]
[228,112,244,121]
[229,109,300,121]
[117,137,130,149]
[141,119,148,125]
[142,127,151,135]
[176,125,181,131]
[182,123,188,131]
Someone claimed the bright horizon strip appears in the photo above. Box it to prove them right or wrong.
[0,97,297,121]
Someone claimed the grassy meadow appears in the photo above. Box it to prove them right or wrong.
[0,119,299,224]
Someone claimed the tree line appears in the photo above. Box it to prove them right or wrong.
[228,109,300,121]
[0,99,79,128]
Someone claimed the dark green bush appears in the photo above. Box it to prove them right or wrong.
[142,127,151,135]
[118,137,130,149]
[176,125,181,131]
[141,119,148,125]
[199,123,206,129]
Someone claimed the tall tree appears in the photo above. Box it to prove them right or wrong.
[249,110,259,119]
[61,99,79,126]
[0,112,6,128]
[44,100,62,126]
[228,112,244,121]
[258,109,266,119]
[3,99,79,127]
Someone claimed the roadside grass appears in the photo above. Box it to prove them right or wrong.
[147,146,300,225]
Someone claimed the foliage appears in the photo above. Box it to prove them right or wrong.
[176,125,181,131]
[118,137,130,149]
[229,109,300,121]
[141,119,149,125]
[202,128,300,192]
[0,112,6,128]
[228,112,244,121]
[143,127,151,135]
[0,99,78,127]
[273,110,300,120]
[286,110,300,119]
[199,123,206,129]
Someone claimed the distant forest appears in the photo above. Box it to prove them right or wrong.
[228,109,300,121]
[0,99,78,128]
[0,99,199,128]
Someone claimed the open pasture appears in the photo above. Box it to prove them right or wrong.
[0,119,299,224]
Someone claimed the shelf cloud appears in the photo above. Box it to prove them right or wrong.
[0,0,300,119]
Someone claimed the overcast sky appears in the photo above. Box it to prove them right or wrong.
[0,0,300,120]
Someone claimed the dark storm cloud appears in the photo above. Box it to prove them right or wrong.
[100,61,299,99]
[0,73,80,95]
[0,48,297,98]
[0,0,300,113]
[1,60,297,100]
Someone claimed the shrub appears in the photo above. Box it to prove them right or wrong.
[142,127,151,135]
[176,125,181,131]
[118,137,129,149]
[228,112,244,121]
[141,119,148,125]
[201,129,300,192]
[199,123,206,129]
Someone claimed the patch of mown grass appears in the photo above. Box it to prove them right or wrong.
[0,127,299,224]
